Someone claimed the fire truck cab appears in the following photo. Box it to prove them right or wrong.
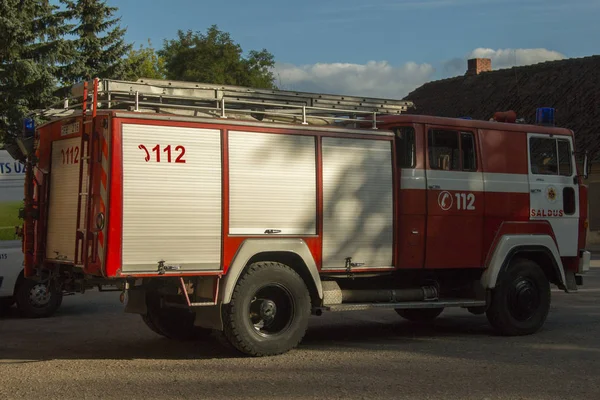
[14,78,591,356]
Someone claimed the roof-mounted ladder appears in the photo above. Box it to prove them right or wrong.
[38,78,414,129]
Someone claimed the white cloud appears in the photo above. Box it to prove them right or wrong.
[469,48,566,70]
[442,47,566,76]
[272,61,434,99]
[271,47,566,99]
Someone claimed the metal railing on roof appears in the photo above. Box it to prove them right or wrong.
[35,78,414,130]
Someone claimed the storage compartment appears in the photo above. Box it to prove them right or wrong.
[321,137,394,269]
[228,131,317,235]
[45,137,87,262]
[120,124,222,272]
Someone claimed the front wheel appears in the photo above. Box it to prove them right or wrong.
[221,262,311,357]
[486,258,551,336]
[15,278,63,318]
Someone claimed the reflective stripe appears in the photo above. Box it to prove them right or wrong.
[484,172,529,194]
[400,169,426,190]
[426,170,484,192]
[400,169,529,193]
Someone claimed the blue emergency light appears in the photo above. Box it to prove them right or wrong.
[535,107,555,126]
[23,117,35,138]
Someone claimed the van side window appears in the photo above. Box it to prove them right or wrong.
[428,129,477,171]
[394,126,416,168]
[529,137,572,176]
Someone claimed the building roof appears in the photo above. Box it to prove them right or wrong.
[403,55,600,160]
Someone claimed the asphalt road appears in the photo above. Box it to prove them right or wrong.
[1,267,600,400]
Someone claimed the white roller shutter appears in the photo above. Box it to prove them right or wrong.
[46,137,87,262]
[121,124,222,272]
[322,137,394,269]
[228,131,317,235]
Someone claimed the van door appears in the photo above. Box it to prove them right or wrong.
[527,133,579,256]
[424,126,484,269]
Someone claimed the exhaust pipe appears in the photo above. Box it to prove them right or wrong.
[340,286,438,303]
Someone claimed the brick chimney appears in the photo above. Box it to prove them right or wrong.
[466,58,492,75]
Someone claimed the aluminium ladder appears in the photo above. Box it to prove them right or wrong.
[40,78,414,129]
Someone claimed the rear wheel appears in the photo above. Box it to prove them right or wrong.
[395,307,444,322]
[15,278,62,318]
[142,291,211,341]
[486,258,550,336]
[221,262,311,357]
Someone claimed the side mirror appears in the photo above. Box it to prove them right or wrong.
[583,151,590,180]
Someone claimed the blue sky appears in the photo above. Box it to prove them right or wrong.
[98,0,599,98]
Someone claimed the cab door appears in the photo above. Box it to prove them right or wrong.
[527,134,579,256]
[394,125,426,269]
[424,126,484,269]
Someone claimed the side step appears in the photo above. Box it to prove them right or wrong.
[321,299,486,312]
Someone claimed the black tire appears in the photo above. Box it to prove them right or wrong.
[486,258,550,336]
[15,278,62,318]
[0,297,14,315]
[395,307,444,322]
[221,262,311,357]
[143,291,211,341]
[141,313,163,335]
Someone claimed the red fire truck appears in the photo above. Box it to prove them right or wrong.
[13,78,591,356]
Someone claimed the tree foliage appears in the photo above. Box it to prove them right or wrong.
[0,0,72,143]
[60,0,132,85]
[122,40,166,82]
[159,25,276,88]
[0,5,278,145]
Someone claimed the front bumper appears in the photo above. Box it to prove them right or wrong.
[579,250,591,274]
[574,250,592,286]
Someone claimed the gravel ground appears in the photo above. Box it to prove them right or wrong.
[1,265,600,400]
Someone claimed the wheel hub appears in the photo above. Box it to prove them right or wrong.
[509,278,540,321]
[260,299,277,322]
[29,284,51,307]
[249,284,294,337]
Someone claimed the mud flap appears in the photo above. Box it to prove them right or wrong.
[564,270,578,292]
[194,304,223,330]
[124,286,147,314]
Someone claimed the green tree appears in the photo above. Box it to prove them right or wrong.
[0,0,72,144]
[159,25,276,88]
[123,39,166,81]
[60,0,132,84]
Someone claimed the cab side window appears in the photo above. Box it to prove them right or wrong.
[394,126,416,168]
[461,132,477,171]
[529,137,573,176]
[557,139,572,176]
[428,129,477,171]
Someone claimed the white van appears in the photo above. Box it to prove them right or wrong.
[0,149,62,317]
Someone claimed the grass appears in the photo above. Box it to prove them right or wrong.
[0,201,22,241]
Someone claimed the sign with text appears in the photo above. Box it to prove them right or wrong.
[0,150,26,182]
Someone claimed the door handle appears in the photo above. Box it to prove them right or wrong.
[428,185,440,190]
[531,189,541,193]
